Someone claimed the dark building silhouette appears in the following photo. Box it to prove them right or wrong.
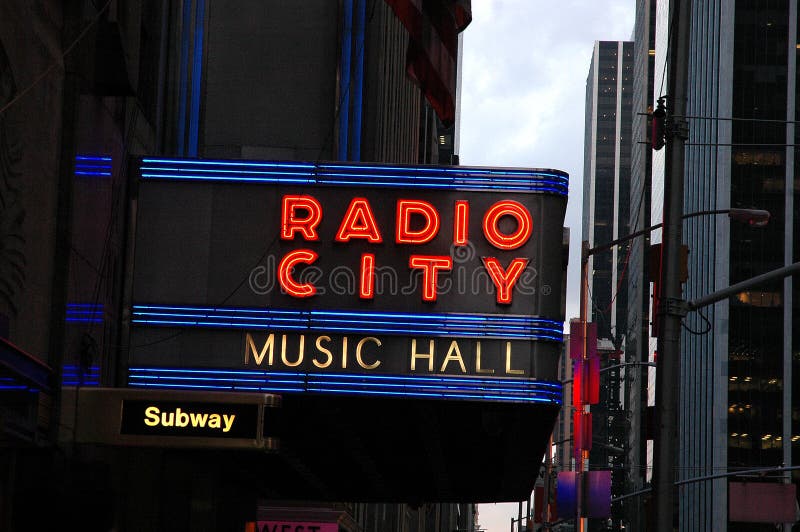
[0,2,483,531]
[581,39,634,530]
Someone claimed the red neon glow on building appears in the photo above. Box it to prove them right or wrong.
[281,195,323,240]
[409,255,452,301]
[481,257,529,304]
[360,253,376,299]
[396,200,441,244]
[481,200,533,250]
[277,249,318,297]
[453,200,469,245]
[335,198,383,242]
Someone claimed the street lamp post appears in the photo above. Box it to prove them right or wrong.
[653,1,691,530]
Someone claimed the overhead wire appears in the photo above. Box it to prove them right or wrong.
[0,0,113,117]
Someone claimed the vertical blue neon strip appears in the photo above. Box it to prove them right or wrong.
[177,0,193,156]
[350,0,365,161]
[188,0,205,157]
[337,0,353,161]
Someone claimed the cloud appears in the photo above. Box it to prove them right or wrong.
[459,0,634,326]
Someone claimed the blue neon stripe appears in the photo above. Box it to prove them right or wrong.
[127,367,562,404]
[142,159,314,169]
[136,158,569,195]
[61,364,101,386]
[309,372,563,388]
[128,368,560,391]
[133,374,307,385]
[75,156,112,162]
[131,304,563,341]
[75,155,112,177]
[132,320,546,339]
[338,0,353,160]
[141,174,312,185]
[188,0,205,156]
[140,167,311,177]
[138,162,568,185]
[319,163,568,178]
[138,159,567,179]
[132,304,560,325]
[138,173,566,193]
[305,388,553,403]
[135,313,540,331]
[66,303,104,325]
[351,0,365,161]
[128,367,303,376]
[137,169,567,183]
[304,381,560,398]
[176,0,193,156]
[74,171,111,177]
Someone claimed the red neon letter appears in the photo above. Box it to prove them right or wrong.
[335,198,383,242]
[396,200,441,244]
[281,195,322,241]
[277,249,318,298]
[482,257,529,304]
[453,200,469,245]
[409,255,452,302]
[360,253,375,299]
[482,200,533,250]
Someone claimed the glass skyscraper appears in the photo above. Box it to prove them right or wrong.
[632,1,799,529]
[582,39,634,528]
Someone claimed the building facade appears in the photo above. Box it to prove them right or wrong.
[582,39,634,529]
[583,41,634,347]
[0,1,484,531]
[624,1,658,529]
[677,1,797,529]
[625,0,800,529]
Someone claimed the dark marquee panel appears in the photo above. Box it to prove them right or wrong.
[129,158,568,403]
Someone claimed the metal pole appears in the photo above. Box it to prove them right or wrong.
[653,0,692,530]
[578,242,590,531]
[611,464,800,503]
[526,492,531,531]
[689,261,800,310]
[542,434,553,529]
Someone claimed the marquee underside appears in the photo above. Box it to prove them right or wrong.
[199,394,560,502]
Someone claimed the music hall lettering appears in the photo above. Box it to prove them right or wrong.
[243,332,530,377]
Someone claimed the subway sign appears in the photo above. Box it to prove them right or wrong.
[128,158,568,404]
[120,400,259,438]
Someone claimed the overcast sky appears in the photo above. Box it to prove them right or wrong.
[458,1,634,529]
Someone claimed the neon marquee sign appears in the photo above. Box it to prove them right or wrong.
[278,196,533,303]
[129,158,569,403]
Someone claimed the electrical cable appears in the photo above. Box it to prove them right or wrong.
[681,308,712,335]
[0,0,113,117]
